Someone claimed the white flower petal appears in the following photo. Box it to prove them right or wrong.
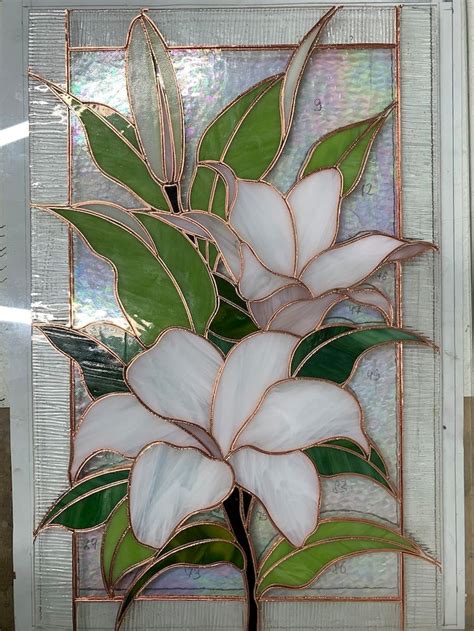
[230,180,296,275]
[346,286,393,322]
[130,443,234,548]
[267,293,346,336]
[212,332,298,455]
[301,235,434,296]
[127,328,223,430]
[288,169,342,274]
[152,211,242,281]
[239,244,292,301]
[229,448,319,547]
[235,378,368,453]
[248,284,311,329]
[71,393,202,479]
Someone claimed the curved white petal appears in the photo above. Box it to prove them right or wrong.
[229,448,319,547]
[152,211,242,281]
[248,284,311,329]
[267,293,346,336]
[127,328,223,430]
[346,286,393,322]
[229,180,296,276]
[235,378,368,453]
[130,443,234,548]
[71,393,202,479]
[212,332,298,455]
[239,244,292,301]
[287,169,342,274]
[301,235,434,296]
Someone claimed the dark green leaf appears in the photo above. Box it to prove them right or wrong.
[37,469,130,532]
[117,539,244,627]
[86,103,140,150]
[36,77,170,209]
[209,275,256,341]
[301,104,395,196]
[208,332,235,355]
[290,325,355,374]
[257,519,426,594]
[39,325,128,398]
[292,326,429,384]
[50,208,191,346]
[160,522,235,556]
[82,322,143,363]
[305,444,393,492]
[137,214,217,334]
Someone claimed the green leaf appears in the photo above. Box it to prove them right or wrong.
[39,325,128,399]
[189,75,282,214]
[81,322,143,363]
[102,500,155,589]
[209,274,256,341]
[257,519,426,594]
[301,103,396,196]
[137,214,217,334]
[208,332,235,355]
[116,539,244,627]
[37,469,130,532]
[34,76,169,209]
[50,208,191,346]
[291,326,429,384]
[305,443,393,492]
[127,15,184,182]
[86,103,140,150]
[160,522,236,556]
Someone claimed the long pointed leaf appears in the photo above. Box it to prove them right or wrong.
[301,103,396,196]
[49,208,191,346]
[116,539,244,628]
[38,325,128,399]
[37,469,130,532]
[291,326,430,384]
[257,519,429,594]
[30,75,170,209]
[86,103,140,150]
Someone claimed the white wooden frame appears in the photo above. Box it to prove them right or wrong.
[0,0,468,628]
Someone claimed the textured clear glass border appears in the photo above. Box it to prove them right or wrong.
[2,1,462,629]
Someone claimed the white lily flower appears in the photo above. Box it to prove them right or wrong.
[154,165,434,336]
[71,329,368,549]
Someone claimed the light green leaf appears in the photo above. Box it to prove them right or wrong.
[301,103,396,196]
[36,469,130,532]
[137,214,217,335]
[86,103,140,150]
[126,15,184,183]
[50,208,191,346]
[32,75,170,209]
[257,519,430,594]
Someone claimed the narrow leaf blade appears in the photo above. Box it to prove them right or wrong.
[39,325,128,399]
[292,326,430,384]
[37,469,130,532]
[86,103,140,150]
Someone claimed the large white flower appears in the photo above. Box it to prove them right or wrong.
[155,165,434,336]
[71,329,368,549]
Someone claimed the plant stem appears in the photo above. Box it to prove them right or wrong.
[223,487,258,631]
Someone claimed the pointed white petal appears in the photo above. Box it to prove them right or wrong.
[267,293,346,336]
[301,235,434,296]
[288,169,342,274]
[235,378,369,453]
[230,180,296,275]
[130,443,233,548]
[239,244,292,301]
[212,332,298,455]
[248,284,311,329]
[71,394,202,479]
[346,286,393,322]
[127,328,223,430]
[229,448,319,547]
